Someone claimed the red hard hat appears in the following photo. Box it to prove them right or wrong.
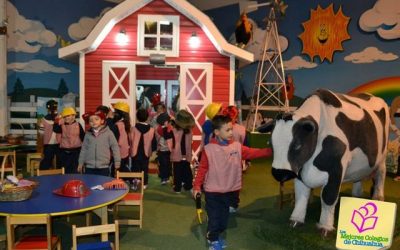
[53,180,90,198]
[151,93,161,106]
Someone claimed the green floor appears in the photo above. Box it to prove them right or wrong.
[2,157,400,249]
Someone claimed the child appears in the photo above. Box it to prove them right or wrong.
[198,103,223,161]
[222,105,248,213]
[131,108,156,189]
[193,115,272,250]
[112,101,131,177]
[96,105,119,139]
[53,107,85,174]
[39,100,61,170]
[78,111,121,176]
[155,112,173,185]
[149,94,166,128]
[170,110,195,193]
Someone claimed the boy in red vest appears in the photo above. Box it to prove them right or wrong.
[193,115,272,250]
[131,108,156,189]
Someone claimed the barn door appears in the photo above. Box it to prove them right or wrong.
[102,61,136,122]
[180,63,213,160]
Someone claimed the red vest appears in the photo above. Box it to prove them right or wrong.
[130,126,155,158]
[116,121,129,158]
[60,122,82,149]
[170,128,192,162]
[203,141,242,192]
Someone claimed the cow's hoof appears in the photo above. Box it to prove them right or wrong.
[289,220,303,228]
[320,228,330,238]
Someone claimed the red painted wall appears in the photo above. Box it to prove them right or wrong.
[84,0,230,112]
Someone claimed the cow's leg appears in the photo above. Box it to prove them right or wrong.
[290,179,311,227]
[318,176,342,235]
[372,162,386,201]
[351,181,363,197]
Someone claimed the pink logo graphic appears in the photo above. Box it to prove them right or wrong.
[351,202,378,233]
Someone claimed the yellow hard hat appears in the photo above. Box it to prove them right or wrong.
[113,101,130,113]
[205,103,222,119]
[61,107,76,117]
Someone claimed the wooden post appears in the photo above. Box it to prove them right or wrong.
[0,0,7,136]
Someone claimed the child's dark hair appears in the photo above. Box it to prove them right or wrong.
[136,108,148,122]
[96,105,110,115]
[212,115,232,131]
[113,110,131,134]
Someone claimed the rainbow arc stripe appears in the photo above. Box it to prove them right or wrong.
[349,76,400,103]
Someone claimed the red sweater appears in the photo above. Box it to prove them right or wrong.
[193,138,272,193]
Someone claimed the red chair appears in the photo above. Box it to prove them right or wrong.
[6,214,61,250]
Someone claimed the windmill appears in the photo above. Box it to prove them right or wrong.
[248,0,289,132]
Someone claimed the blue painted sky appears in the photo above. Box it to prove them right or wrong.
[6,0,400,99]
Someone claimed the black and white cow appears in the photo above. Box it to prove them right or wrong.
[259,89,389,235]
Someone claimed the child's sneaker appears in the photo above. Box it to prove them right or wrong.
[208,241,222,250]
[229,206,238,213]
[394,176,400,181]
[218,238,227,248]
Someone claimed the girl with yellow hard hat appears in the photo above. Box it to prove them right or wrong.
[53,106,85,173]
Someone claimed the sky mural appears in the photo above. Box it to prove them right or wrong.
[6,0,400,103]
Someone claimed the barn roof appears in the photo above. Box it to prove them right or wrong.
[58,0,254,63]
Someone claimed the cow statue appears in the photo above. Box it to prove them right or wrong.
[258,89,389,236]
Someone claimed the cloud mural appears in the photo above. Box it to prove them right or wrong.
[283,56,318,70]
[7,60,71,73]
[344,47,398,64]
[7,2,57,53]
[68,8,111,41]
[359,0,400,40]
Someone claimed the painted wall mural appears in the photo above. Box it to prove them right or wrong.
[6,0,400,106]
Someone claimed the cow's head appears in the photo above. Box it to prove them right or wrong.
[258,114,319,182]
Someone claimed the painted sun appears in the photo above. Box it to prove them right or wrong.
[299,4,350,63]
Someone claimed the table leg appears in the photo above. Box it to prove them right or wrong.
[92,207,108,241]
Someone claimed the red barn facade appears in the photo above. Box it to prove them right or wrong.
[59,0,253,156]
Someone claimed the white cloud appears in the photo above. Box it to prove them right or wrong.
[7,60,71,73]
[283,56,317,70]
[344,47,398,64]
[6,2,57,53]
[359,0,400,39]
[68,8,111,41]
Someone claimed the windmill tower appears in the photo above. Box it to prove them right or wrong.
[249,3,289,132]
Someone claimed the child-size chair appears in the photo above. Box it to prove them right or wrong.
[72,221,119,250]
[114,171,144,228]
[6,214,61,250]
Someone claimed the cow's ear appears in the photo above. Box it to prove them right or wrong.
[257,120,275,133]
[299,119,316,133]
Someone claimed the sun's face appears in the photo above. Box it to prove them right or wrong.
[299,4,350,63]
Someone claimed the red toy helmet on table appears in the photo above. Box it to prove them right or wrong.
[53,180,90,197]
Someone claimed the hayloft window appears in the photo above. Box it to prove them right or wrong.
[138,15,179,57]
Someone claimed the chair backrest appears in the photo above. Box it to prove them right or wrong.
[116,171,144,195]
[0,150,16,180]
[72,221,119,250]
[6,214,53,250]
[36,167,65,176]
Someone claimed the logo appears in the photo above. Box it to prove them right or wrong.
[351,202,378,233]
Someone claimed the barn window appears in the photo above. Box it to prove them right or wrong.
[138,15,180,57]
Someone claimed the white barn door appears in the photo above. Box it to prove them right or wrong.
[180,63,213,159]
[102,61,136,122]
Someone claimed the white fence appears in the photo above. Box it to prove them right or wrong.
[8,95,79,147]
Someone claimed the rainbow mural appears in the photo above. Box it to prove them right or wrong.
[349,76,400,104]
